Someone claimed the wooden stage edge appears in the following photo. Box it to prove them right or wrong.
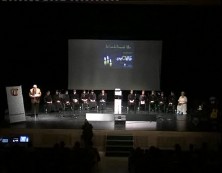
[0,128,221,151]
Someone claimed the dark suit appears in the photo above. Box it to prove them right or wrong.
[98,92,107,111]
[52,92,63,112]
[70,92,80,110]
[128,93,136,111]
[88,92,97,109]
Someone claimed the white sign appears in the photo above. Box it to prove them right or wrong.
[6,86,26,123]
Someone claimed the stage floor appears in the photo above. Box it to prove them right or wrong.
[1,104,220,132]
[1,104,221,151]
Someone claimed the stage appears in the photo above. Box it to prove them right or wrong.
[0,102,221,151]
[0,104,219,132]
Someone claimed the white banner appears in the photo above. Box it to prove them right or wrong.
[6,86,26,123]
[114,99,122,114]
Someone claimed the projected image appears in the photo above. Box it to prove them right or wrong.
[68,39,162,90]
[102,41,134,68]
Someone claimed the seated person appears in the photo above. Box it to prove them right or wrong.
[127,90,136,111]
[149,90,158,112]
[209,96,218,115]
[167,91,177,113]
[62,90,72,111]
[98,90,107,111]
[208,96,219,127]
[70,89,80,110]
[81,90,89,110]
[177,91,188,115]
[157,91,167,113]
[43,90,53,113]
[88,90,97,110]
[139,90,147,111]
[52,90,63,112]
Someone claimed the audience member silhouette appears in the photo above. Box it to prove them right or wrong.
[81,119,93,146]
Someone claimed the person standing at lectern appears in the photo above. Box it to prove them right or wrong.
[29,84,42,117]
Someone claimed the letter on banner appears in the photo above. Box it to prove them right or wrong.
[6,86,26,123]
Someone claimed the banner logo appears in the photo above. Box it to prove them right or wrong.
[11,88,19,96]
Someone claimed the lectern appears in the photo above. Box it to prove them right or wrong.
[114,88,122,114]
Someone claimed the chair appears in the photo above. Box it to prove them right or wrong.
[138,100,146,111]
[98,91,107,112]
[166,102,176,113]
[127,100,136,112]
[43,90,53,113]
[70,90,80,111]
[62,91,73,111]
[148,91,158,112]
[88,90,97,110]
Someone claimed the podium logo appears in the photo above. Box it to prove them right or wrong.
[11,88,19,96]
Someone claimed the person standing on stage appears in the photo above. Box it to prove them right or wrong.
[29,84,42,116]
[177,91,188,115]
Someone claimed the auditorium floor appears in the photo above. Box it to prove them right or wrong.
[98,152,128,173]
[1,104,220,173]
[1,106,221,173]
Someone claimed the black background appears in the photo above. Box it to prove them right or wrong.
[0,2,221,116]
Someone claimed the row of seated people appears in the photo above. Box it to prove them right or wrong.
[79,90,107,111]
[43,89,181,114]
[43,89,107,113]
[127,90,177,113]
